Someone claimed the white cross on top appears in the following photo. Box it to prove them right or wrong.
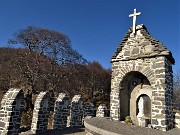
[129,9,141,34]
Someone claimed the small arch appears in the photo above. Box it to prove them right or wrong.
[84,102,96,117]
[96,104,108,117]
[119,71,151,121]
[69,95,83,127]
[31,91,50,134]
[0,88,24,135]
[53,93,69,129]
[118,66,155,87]
[136,94,151,118]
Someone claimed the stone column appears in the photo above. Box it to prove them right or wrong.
[151,57,174,131]
[31,91,50,134]
[110,61,121,121]
[0,88,24,135]
[53,93,69,129]
[84,102,96,117]
[96,104,108,117]
[69,95,83,127]
[175,112,180,128]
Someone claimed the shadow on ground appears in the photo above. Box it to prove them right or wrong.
[36,127,85,135]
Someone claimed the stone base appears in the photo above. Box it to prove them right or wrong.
[137,117,150,127]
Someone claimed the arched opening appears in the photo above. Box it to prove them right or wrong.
[136,94,151,118]
[119,71,151,122]
[136,94,151,127]
[0,88,24,134]
[31,92,50,133]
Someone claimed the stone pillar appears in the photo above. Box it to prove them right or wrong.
[31,91,50,134]
[84,102,96,117]
[96,104,108,117]
[0,88,24,135]
[151,57,174,131]
[69,95,83,127]
[110,62,120,121]
[53,93,69,129]
[175,112,180,128]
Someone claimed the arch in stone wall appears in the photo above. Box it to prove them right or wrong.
[130,85,152,121]
[119,70,152,122]
[0,88,24,135]
[136,94,151,117]
[116,65,155,86]
[69,95,83,127]
[53,93,69,129]
[84,102,96,117]
[31,91,50,134]
[96,104,108,117]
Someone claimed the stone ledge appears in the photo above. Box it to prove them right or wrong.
[84,117,120,135]
[84,117,179,135]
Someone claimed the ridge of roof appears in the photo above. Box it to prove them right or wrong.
[111,24,175,64]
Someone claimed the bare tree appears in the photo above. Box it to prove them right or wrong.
[8,26,88,91]
[8,26,88,112]
[0,26,112,127]
[173,69,180,110]
[8,26,87,64]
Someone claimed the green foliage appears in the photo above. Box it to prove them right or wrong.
[124,116,133,124]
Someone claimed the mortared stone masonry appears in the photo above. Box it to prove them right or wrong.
[110,24,175,131]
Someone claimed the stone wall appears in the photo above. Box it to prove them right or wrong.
[0,88,24,135]
[0,88,114,134]
[0,87,178,134]
[110,58,155,120]
[53,93,69,129]
[31,91,50,134]
[69,95,83,127]
[174,112,180,128]
[96,104,108,117]
[110,56,174,130]
[84,102,96,117]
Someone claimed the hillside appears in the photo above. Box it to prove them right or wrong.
[0,47,111,105]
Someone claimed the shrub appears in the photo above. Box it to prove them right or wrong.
[125,116,133,124]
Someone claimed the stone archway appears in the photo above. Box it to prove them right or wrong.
[0,88,24,134]
[136,94,151,117]
[53,93,69,129]
[131,86,152,125]
[31,91,50,134]
[119,71,151,123]
[69,95,83,127]
[135,94,151,127]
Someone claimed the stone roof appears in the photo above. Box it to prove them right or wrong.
[111,24,175,64]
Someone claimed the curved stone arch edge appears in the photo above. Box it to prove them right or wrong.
[131,86,152,117]
[110,66,155,121]
[0,88,24,134]
[117,66,155,87]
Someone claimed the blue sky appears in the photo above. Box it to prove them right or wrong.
[0,0,179,71]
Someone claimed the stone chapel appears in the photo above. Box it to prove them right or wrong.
[110,9,175,131]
